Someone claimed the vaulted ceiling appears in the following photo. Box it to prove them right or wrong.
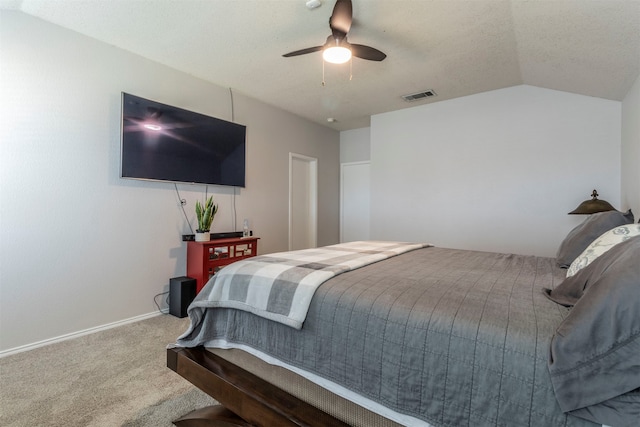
[3,0,639,130]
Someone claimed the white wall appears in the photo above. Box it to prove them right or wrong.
[621,74,640,216]
[340,127,370,163]
[0,11,339,353]
[370,85,621,256]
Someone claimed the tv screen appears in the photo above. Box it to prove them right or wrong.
[120,92,246,187]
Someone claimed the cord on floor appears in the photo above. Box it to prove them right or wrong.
[153,291,170,313]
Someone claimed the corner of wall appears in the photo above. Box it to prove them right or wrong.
[621,73,640,217]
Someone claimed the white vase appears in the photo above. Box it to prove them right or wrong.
[195,232,210,242]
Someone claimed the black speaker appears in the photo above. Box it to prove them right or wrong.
[210,231,243,240]
[169,276,196,318]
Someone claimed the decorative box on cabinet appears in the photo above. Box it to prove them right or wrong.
[187,237,259,293]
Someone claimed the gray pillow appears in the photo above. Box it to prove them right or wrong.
[544,235,640,425]
[556,209,634,268]
[546,233,639,306]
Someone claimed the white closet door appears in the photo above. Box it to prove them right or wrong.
[341,161,370,242]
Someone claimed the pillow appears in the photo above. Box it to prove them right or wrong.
[545,236,640,416]
[545,234,640,306]
[555,209,634,268]
[566,224,640,278]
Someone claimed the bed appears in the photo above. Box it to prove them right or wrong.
[168,213,640,427]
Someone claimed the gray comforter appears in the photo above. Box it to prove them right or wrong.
[176,247,600,426]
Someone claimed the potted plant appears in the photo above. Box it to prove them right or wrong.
[195,196,218,242]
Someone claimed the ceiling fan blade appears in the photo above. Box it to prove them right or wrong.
[329,0,352,38]
[282,46,323,57]
[351,43,387,61]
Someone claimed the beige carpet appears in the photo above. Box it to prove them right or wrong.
[0,314,215,426]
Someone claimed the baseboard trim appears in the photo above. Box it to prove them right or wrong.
[0,309,169,358]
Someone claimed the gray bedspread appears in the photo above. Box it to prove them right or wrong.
[176,247,599,427]
[187,241,428,329]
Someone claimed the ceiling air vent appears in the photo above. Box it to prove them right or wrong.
[402,90,437,102]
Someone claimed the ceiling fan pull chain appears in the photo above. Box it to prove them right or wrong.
[350,57,353,80]
[322,59,326,86]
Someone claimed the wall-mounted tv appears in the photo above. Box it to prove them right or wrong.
[120,92,246,187]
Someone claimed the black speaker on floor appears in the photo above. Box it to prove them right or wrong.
[169,276,196,318]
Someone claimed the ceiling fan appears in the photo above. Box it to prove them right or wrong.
[283,0,386,64]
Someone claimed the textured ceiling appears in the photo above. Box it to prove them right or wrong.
[3,0,640,130]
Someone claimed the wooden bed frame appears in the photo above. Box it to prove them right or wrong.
[167,347,350,427]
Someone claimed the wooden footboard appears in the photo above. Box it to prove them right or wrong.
[167,347,349,427]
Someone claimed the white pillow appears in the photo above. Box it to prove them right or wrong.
[566,224,640,277]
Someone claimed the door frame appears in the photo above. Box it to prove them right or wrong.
[288,152,318,251]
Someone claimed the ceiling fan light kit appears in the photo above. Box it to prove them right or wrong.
[323,45,351,64]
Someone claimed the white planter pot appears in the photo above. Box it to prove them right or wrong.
[195,232,210,242]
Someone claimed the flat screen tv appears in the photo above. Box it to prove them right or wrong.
[120,92,246,187]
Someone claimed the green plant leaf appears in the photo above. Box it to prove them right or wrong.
[195,196,217,232]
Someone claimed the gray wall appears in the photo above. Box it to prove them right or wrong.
[0,11,340,353]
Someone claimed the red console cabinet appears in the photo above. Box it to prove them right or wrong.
[187,237,259,293]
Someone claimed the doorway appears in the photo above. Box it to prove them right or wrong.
[289,153,318,251]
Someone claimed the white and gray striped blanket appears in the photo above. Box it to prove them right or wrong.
[188,241,429,329]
